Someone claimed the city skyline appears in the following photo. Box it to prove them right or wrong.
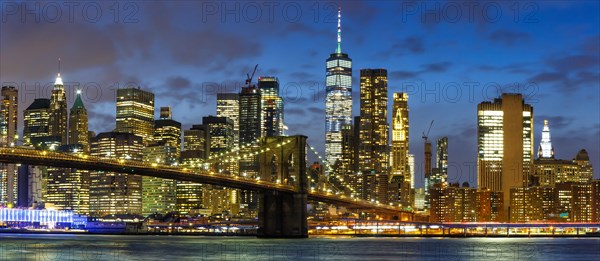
[1,1,598,188]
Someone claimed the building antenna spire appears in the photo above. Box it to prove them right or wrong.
[55,58,63,86]
[336,4,341,54]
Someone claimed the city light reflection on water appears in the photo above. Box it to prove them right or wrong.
[0,234,598,260]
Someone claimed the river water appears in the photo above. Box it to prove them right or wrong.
[0,234,598,260]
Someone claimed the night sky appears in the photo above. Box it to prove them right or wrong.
[1,1,599,187]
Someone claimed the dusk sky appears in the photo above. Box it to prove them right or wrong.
[1,1,599,186]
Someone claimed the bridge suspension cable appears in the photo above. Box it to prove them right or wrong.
[305,143,355,196]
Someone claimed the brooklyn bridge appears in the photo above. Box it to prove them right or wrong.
[0,135,414,238]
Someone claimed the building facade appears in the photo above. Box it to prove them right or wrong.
[477,93,533,221]
[258,77,284,137]
[49,71,68,145]
[358,69,389,204]
[0,86,18,206]
[68,90,89,152]
[178,125,208,215]
[216,93,240,147]
[390,92,411,207]
[116,88,155,145]
[325,7,352,170]
[89,132,144,216]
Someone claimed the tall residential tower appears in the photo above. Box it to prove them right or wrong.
[358,69,389,203]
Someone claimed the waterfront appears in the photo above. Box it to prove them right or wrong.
[1,234,599,260]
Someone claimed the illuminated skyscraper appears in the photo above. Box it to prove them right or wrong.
[1,86,18,206]
[325,7,352,170]
[338,123,356,195]
[142,107,181,216]
[178,124,208,215]
[202,116,238,215]
[391,92,411,206]
[408,154,415,189]
[258,77,284,137]
[46,90,90,214]
[358,69,389,204]
[49,63,68,145]
[538,120,554,159]
[216,93,240,147]
[478,93,533,220]
[142,144,178,216]
[0,86,18,146]
[116,88,155,145]
[424,140,433,209]
[427,137,448,187]
[23,99,51,147]
[45,145,90,215]
[154,107,182,156]
[68,90,89,152]
[90,132,144,216]
[238,86,262,178]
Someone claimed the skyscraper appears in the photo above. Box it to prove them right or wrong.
[216,93,240,147]
[49,65,68,145]
[325,7,352,170]
[478,93,533,220]
[142,144,178,216]
[0,86,18,146]
[0,86,18,206]
[45,146,90,215]
[391,92,411,206]
[116,88,155,145]
[238,86,262,178]
[68,90,89,152]
[21,99,53,209]
[258,77,284,137]
[23,98,51,147]
[202,116,238,215]
[178,124,208,215]
[46,90,91,214]
[538,120,554,159]
[424,138,433,209]
[431,137,448,185]
[90,132,144,216]
[142,107,181,216]
[154,107,182,156]
[358,69,389,204]
[238,86,262,216]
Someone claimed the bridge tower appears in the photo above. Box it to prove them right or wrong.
[257,135,308,238]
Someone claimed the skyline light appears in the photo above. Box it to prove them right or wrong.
[0,1,598,187]
[0,2,600,254]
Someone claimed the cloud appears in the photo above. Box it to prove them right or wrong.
[375,35,426,60]
[389,61,452,79]
[489,29,530,46]
[391,70,420,79]
[527,37,600,92]
[166,76,192,90]
[421,62,452,73]
[535,115,573,129]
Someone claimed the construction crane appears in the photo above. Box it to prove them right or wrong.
[422,120,434,142]
[245,64,259,88]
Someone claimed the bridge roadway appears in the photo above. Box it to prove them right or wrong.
[0,147,407,214]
